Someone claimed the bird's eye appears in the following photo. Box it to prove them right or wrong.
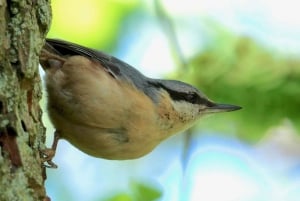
[185,93,199,104]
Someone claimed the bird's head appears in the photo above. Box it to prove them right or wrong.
[152,80,241,134]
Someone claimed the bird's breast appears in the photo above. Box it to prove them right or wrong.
[45,56,166,159]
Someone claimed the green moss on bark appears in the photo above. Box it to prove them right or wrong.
[0,0,51,200]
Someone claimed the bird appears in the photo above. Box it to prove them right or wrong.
[39,38,241,168]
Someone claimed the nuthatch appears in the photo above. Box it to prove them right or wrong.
[40,39,241,168]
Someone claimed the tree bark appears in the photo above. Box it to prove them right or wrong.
[0,0,51,200]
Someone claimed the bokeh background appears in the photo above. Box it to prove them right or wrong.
[42,0,300,200]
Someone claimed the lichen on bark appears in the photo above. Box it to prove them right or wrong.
[0,0,51,200]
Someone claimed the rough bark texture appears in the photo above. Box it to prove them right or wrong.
[0,0,51,200]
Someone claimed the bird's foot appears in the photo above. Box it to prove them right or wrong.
[40,131,60,168]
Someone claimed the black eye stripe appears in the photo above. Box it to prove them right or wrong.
[148,81,207,105]
[167,90,204,104]
[183,93,196,103]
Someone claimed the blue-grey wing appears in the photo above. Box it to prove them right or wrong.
[44,38,161,103]
[45,39,145,83]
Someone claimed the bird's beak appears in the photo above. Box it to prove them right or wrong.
[205,103,242,113]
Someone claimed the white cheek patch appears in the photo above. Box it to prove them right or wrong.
[172,101,202,121]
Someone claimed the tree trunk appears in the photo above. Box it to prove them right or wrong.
[0,0,51,200]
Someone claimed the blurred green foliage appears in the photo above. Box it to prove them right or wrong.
[103,182,162,201]
[173,26,300,142]
[45,1,300,200]
[48,0,139,51]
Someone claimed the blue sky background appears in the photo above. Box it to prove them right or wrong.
[43,1,300,200]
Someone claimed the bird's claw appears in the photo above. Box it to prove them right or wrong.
[40,131,60,168]
[41,148,58,168]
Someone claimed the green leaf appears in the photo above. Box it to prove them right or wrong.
[131,182,162,201]
[103,193,132,201]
